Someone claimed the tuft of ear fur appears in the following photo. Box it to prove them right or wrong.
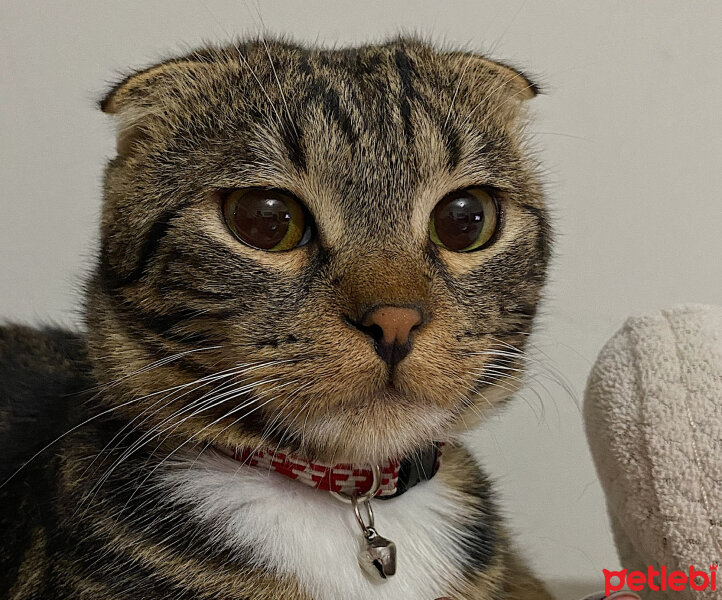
[99,60,209,156]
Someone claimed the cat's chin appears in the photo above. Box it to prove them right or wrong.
[202,374,515,465]
[286,399,458,464]
[210,372,515,468]
[293,376,517,463]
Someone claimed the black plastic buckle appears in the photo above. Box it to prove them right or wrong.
[378,442,441,500]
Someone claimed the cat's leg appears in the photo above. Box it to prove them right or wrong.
[461,552,553,600]
[502,549,555,600]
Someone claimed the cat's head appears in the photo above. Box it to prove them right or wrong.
[87,38,549,463]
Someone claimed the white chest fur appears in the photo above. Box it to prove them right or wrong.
[162,451,471,600]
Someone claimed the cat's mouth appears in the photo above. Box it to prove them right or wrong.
[372,383,405,402]
[333,378,426,410]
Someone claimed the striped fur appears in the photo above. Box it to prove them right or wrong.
[1,38,553,599]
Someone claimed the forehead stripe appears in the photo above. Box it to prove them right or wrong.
[394,48,417,145]
[307,78,357,147]
[279,115,307,172]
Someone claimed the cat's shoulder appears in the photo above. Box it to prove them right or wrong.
[0,323,89,396]
[0,324,91,477]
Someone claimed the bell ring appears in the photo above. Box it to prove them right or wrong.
[330,464,398,581]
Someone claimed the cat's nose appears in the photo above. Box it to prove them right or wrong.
[356,306,424,367]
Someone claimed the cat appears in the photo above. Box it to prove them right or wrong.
[0,38,553,599]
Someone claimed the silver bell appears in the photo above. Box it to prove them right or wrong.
[358,527,397,580]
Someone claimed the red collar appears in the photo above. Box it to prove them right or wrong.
[227,443,444,499]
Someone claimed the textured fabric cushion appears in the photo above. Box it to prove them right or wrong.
[584,305,722,599]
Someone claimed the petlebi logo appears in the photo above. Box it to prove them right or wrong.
[602,563,718,596]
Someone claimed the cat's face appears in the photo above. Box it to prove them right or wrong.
[87,39,549,463]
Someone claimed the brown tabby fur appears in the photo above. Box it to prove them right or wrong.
[1,37,553,599]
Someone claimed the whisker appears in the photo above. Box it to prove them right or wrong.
[87,374,281,497]
[76,361,293,514]
[121,385,294,510]
[81,360,291,482]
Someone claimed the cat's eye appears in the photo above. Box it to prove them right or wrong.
[222,188,312,251]
[429,188,499,252]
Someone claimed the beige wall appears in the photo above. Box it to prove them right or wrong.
[2,0,721,585]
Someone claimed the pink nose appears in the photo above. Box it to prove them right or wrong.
[362,306,423,346]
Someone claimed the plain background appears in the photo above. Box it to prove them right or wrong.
[2,0,721,588]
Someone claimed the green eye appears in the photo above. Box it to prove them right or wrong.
[429,188,499,252]
[222,188,311,251]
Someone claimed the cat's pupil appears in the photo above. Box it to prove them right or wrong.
[433,192,486,251]
[229,190,292,249]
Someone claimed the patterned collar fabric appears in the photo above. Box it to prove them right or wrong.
[229,442,443,499]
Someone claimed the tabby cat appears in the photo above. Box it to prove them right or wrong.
[0,38,553,599]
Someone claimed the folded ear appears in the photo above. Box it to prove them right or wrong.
[471,55,538,101]
[100,60,209,156]
[442,50,539,118]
